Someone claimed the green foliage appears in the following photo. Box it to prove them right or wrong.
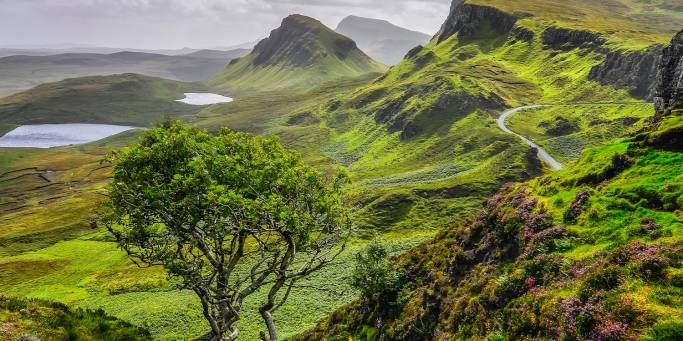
[105,121,351,339]
[350,241,402,303]
[0,296,151,340]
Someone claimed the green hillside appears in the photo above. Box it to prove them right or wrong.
[297,29,683,341]
[0,73,205,127]
[0,296,150,340]
[0,2,681,340]
[208,14,387,96]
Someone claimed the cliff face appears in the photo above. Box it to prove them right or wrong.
[542,27,607,51]
[251,15,360,67]
[435,1,665,101]
[588,46,662,100]
[655,29,683,116]
[435,1,516,43]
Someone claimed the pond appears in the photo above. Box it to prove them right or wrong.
[176,93,233,105]
[0,124,138,148]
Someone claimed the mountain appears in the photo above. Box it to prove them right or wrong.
[208,14,387,95]
[0,46,200,58]
[0,49,249,97]
[335,15,431,65]
[1,1,681,340]
[182,48,251,60]
[297,28,683,341]
[0,73,205,126]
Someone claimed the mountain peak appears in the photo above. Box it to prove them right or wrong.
[250,13,360,67]
[209,14,386,95]
[335,15,430,65]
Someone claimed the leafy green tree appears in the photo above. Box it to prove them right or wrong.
[350,240,401,305]
[104,122,350,341]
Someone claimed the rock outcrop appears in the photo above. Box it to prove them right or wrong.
[251,15,359,67]
[435,1,517,43]
[541,27,606,51]
[655,29,683,116]
[588,46,662,100]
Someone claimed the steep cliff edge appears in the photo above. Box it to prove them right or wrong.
[588,47,662,100]
[655,30,683,116]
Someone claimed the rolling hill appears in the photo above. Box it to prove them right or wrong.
[335,15,431,65]
[0,49,249,97]
[208,14,387,96]
[0,73,206,127]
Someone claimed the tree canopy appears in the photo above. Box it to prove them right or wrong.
[104,122,350,341]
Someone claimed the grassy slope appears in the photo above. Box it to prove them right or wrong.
[297,103,683,341]
[506,104,655,163]
[0,296,151,340]
[208,15,386,96]
[469,0,682,49]
[0,73,206,127]
[1,2,680,340]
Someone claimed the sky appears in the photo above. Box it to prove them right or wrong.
[0,0,452,50]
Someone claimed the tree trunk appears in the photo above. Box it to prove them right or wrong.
[259,306,278,341]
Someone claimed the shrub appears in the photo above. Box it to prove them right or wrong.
[350,241,403,305]
[651,321,683,340]
[564,190,591,224]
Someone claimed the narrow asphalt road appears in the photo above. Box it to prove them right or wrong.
[497,102,652,172]
[497,105,562,171]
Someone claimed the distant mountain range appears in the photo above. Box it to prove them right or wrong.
[209,14,386,95]
[335,15,431,65]
[0,49,250,97]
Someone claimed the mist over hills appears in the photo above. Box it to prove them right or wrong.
[0,48,249,97]
[336,15,431,65]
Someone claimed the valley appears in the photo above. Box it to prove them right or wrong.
[0,0,681,340]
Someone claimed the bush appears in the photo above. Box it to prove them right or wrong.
[350,241,403,304]
[651,321,683,340]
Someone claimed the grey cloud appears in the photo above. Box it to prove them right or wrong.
[0,0,451,49]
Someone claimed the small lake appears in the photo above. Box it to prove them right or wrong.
[0,124,138,148]
[176,93,233,105]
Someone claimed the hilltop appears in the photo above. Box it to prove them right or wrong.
[335,15,431,65]
[209,14,387,95]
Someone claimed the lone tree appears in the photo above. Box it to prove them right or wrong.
[104,122,350,341]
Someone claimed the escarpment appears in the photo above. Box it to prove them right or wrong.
[541,27,607,51]
[588,46,662,100]
[435,1,517,42]
[655,29,683,116]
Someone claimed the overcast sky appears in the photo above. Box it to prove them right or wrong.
[0,0,451,50]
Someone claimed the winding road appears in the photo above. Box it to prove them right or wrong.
[497,105,562,171]
[497,103,652,171]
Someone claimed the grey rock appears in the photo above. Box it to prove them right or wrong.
[589,46,662,100]
[654,30,683,116]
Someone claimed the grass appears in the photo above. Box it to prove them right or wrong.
[0,74,206,126]
[506,104,654,163]
[0,295,151,340]
[298,107,683,340]
[469,0,683,49]
[1,1,680,339]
